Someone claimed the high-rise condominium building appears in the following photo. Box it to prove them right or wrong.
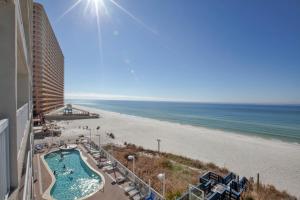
[32,2,64,115]
[0,0,33,199]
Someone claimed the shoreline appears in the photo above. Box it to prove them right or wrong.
[56,104,300,197]
[72,103,300,145]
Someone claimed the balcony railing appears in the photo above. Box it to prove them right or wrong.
[0,119,10,200]
[22,149,33,200]
[17,103,29,154]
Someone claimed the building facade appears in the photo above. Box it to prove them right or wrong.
[33,2,64,115]
[0,0,34,199]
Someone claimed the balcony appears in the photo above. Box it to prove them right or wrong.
[0,119,10,200]
[21,148,33,200]
[17,103,30,155]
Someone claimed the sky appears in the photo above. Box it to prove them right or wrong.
[36,0,300,104]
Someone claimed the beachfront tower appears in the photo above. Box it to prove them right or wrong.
[0,0,34,199]
[32,2,64,116]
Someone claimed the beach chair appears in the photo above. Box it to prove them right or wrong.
[116,175,127,184]
[128,189,139,198]
[91,150,100,155]
[84,144,92,149]
[101,160,112,167]
[90,147,99,152]
[98,157,107,162]
[103,165,117,173]
[93,154,100,159]
[132,193,146,200]
[83,143,90,149]
[97,160,111,168]
[124,185,136,193]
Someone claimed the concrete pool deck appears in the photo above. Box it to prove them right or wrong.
[33,145,129,200]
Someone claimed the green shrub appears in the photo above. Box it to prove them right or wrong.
[160,159,173,169]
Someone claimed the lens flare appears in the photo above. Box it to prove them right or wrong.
[56,0,157,75]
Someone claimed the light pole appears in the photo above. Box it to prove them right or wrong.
[95,134,101,164]
[89,128,92,151]
[157,173,166,198]
[157,139,161,153]
[96,134,101,151]
[148,179,151,194]
[96,126,101,149]
[51,124,54,147]
[128,155,135,174]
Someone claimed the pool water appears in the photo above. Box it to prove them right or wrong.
[44,150,102,200]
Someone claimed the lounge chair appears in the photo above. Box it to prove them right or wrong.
[132,193,146,200]
[83,143,91,149]
[90,148,99,152]
[97,160,111,168]
[100,160,112,167]
[91,150,100,154]
[128,189,139,198]
[93,154,100,159]
[124,185,136,193]
[84,143,93,148]
[116,176,127,184]
[103,165,117,173]
[97,158,107,162]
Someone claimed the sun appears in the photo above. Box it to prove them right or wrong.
[56,0,157,69]
[92,0,105,6]
[87,0,108,17]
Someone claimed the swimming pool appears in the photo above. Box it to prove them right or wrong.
[43,149,104,200]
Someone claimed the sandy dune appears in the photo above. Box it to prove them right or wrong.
[56,105,300,197]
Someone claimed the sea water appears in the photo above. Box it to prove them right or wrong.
[67,99,300,144]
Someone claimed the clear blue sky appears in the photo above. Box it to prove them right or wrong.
[36,0,300,104]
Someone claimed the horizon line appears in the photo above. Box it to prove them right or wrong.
[64,93,300,106]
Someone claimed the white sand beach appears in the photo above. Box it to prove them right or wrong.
[56,105,300,197]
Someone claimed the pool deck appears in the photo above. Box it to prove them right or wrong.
[33,145,129,200]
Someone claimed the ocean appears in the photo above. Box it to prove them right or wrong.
[66,99,300,144]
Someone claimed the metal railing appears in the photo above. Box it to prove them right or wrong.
[90,141,164,200]
[22,149,33,200]
[43,138,165,199]
[0,119,10,200]
[17,103,29,153]
[22,132,33,200]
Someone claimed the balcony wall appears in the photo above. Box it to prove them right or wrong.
[0,119,10,200]
[16,103,29,155]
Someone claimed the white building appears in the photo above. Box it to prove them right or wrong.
[0,0,34,199]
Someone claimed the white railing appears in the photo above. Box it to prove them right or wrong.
[17,103,29,153]
[22,149,32,200]
[0,119,10,200]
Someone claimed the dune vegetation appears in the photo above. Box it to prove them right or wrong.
[103,143,297,200]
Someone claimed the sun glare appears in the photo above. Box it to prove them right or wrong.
[88,0,108,16]
[56,0,157,70]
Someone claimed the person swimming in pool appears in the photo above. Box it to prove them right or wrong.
[63,164,66,170]
[70,170,73,174]
[54,170,56,176]
[59,153,64,162]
